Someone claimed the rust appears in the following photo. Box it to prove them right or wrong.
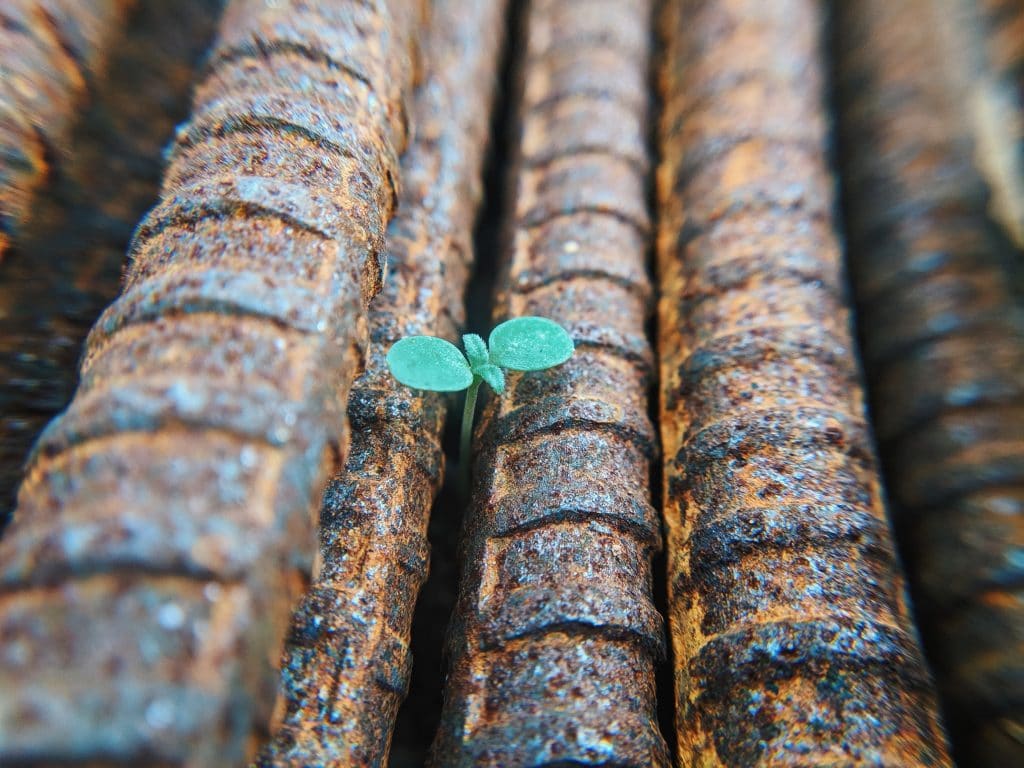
[975,0,1024,244]
[656,0,952,765]
[430,1,669,765]
[255,0,506,765]
[834,0,1024,765]
[0,0,132,257]
[0,1,422,764]
[0,0,224,525]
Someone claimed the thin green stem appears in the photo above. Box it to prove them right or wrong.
[459,377,481,500]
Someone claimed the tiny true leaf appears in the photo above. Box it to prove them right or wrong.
[476,363,505,394]
[463,333,489,369]
[488,316,574,371]
[386,336,473,391]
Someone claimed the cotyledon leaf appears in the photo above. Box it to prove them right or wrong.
[488,316,574,371]
[386,336,474,391]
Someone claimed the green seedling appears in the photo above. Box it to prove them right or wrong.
[386,316,575,474]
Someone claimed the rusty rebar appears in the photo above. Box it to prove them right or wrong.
[656,1,953,764]
[0,1,422,764]
[974,0,1024,244]
[256,1,506,765]
[429,0,669,765]
[0,0,132,257]
[833,0,1024,764]
[0,0,225,526]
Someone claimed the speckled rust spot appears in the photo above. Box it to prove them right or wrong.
[430,1,669,765]
[657,0,953,765]
[0,0,132,257]
[0,1,422,764]
[253,1,505,765]
[834,1,1024,765]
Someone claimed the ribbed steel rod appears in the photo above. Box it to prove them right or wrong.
[430,0,669,765]
[833,0,1024,764]
[257,0,506,764]
[0,1,422,763]
[656,0,953,764]
[0,0,224,525]
[0,0,131,257]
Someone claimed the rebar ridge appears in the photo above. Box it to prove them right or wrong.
[834,0,1024,764]
[256,0,506,765]
[656,1,953,765]
[0,0,131,257]
[430,0,669,765]
[0,0,422,764]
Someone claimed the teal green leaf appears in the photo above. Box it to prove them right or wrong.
[488,316,574,371]
[386,336,473,391]
[463,333,489,369]
[477,363,505,394]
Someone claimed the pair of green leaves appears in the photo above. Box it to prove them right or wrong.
[386,316,574,395]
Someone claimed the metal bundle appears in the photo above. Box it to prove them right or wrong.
[257,0,506,764]
[430,0,669,765]
[0,0,422,763]
[656,0,952,764]
[834,0,1024,764]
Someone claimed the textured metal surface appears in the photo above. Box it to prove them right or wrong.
[656,1,953,765]
[976,0,1024,244]
[0,0,224,527]
[430,0,669,765]
[833,0,1024,765]
[0,0,131,257]
[256,0,506,764]
[0,0,421,764]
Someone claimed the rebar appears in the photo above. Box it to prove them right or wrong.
[429,0,669,765]
[0,0,422,763]
[656,0,953,764]
[0,0,131,257]
[0,0,225,525]
[256,0,506,764]
[834,0,1024,764]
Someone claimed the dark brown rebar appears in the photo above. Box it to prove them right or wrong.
[0,0,225,527]
[0,1,422,764]
[656,1,953,764]
[833,0,1024,764]
[429,0,669,765]
[256,0,506,765]
[0,0,132,257]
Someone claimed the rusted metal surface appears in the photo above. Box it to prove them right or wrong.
[430,1,669,765]
[833,0,1024,765]
[0,0,132,257]
[0,0,225,527]
[975,0,1024,244]
[655,1,953,765]
[255,1,506,765]
[0,0,422,764]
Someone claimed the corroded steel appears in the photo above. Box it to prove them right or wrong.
[257,0,506,765]
[834,0,1024,765]
[976,0,1024,243]
[656,0,953,765]
[0,0,224,526]
[0,1,421,764]
[0,0,131,256]
[430,0,669,765]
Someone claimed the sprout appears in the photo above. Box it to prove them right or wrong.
[386,316,575,486]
